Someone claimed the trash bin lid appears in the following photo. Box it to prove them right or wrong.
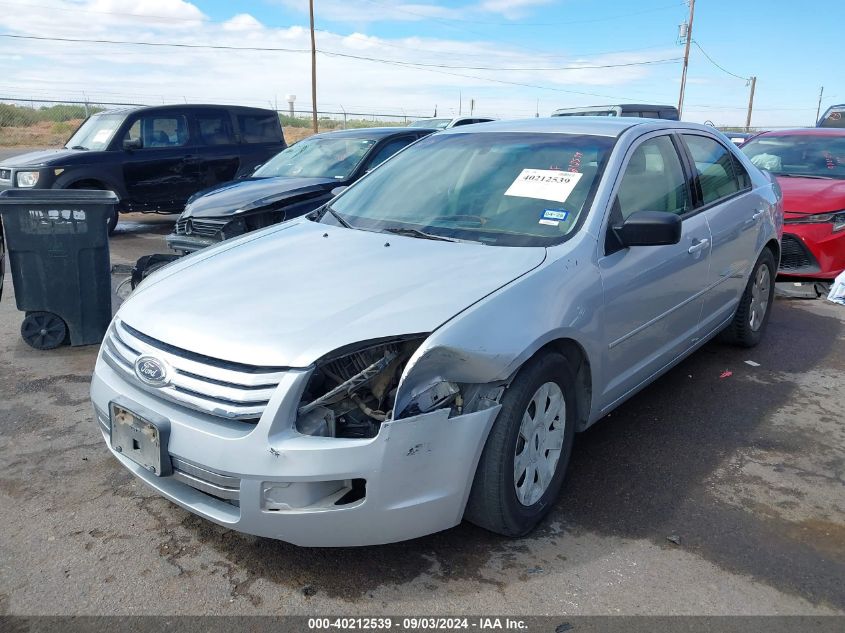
[0,189,118,204]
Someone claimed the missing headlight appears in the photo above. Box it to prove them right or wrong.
[297,336,427,438]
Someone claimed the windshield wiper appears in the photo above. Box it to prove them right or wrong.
[68,145,88,150]
[322,205,352,228]
[779,173,833,180]
[382,226,458,242]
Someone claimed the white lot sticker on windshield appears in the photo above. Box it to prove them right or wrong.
[504,169,583,203]
[92,129,113,144]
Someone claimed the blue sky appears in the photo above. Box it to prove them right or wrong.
[0,1,839,126]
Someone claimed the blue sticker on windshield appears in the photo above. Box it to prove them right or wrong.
[541,208,569,221]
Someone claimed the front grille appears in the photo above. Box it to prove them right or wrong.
[780,234,820,273]
[101,319,287,422]
[175,217,228,237]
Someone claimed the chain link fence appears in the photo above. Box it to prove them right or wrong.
[0,98,432,148]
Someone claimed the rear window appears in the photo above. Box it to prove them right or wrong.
[237,113,282,143]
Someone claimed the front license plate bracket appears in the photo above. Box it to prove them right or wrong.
[109,396,172,477]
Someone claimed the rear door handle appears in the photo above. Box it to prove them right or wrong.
[688,238,710,254]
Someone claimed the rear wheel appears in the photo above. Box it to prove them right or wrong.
[465,352,576,536]
[723,248,776,347]
[21,312,67,350]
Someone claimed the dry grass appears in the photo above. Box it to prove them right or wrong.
[0,119,82,147]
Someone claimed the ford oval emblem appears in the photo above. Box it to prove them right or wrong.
[134,355,171,387]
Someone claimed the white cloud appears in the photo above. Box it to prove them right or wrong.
[0,0,779,125]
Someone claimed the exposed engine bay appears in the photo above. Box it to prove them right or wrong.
[296,336,461,438]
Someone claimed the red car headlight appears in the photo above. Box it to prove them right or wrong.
[784,211,845,233]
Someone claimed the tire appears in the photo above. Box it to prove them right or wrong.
[722,248,776,348]
[21,311,68,350]
[465,352,576,537]
[105,206,119,236]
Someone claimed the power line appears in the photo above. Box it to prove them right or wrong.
[692,40,749,81]
[0,32,681,72]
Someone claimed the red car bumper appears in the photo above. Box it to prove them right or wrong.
[779,223,845,280]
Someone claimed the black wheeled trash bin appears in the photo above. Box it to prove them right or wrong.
[0,189,117,350]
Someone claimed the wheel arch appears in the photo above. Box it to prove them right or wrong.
[764,237,780,268]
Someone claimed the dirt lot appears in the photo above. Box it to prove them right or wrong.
[0,214,844,616]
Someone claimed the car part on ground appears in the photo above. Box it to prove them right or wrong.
[91,117,782,545]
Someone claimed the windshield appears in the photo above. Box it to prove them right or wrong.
[741,134,845,179]
[819,108,845,128]
[64,113,126,150]
[254,136,376,179]
[327,132,614,247]
[409,119,452,129]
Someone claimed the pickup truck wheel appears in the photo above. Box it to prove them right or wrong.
[465,352,576,537]
[723,248,776,348]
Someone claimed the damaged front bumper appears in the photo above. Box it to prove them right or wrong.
[165,232,220,254]
[90,356,500,547]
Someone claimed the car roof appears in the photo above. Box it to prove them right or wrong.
[754,128,845,137]
[553,104,677,112]
[310,127,431,139]
[93,104,277,116]
[438,116,713,138]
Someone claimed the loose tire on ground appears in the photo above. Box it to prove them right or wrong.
[722,248,776,348]
[465,352,576,537]
[21,311,68,350]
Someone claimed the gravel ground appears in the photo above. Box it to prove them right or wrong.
[0,214,843,617]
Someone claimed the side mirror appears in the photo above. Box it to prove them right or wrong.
[123,138,142,151]
[331,186,348,197]
[612,210,682,247]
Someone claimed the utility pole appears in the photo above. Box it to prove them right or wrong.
[677,0,695,118]
[309,0,318,133]
[815,86,824,124]
[745,76,757,130]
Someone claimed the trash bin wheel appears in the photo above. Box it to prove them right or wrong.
[21,312,68,350]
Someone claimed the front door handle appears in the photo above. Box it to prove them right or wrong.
[751,209,767,221]
[688,238,710,254]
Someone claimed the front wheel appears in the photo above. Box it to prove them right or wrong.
[465,352,576,536]
[722,248,776,347]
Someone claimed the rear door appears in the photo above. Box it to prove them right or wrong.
[193,109,241,189]
[121,110,202,211]
[679,133,760,333]
[598,132,712,411]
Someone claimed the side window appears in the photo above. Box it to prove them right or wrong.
[366,137,415,170]
[124,115,189,148]
[682,134,741,204]
[237,114,281,143]
[196,111,235,146]
[615,135,690,219]
[731,154,751,189]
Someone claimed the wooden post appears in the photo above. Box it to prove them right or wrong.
[677,0,695,118]
[745,76,757,130]
[309,0,318,133]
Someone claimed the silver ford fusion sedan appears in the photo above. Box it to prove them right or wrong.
[91,118,783,546]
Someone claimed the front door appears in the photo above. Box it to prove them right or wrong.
[598,133,712,412]
[121,111,201,212]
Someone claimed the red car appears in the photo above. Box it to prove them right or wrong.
[741,129,845,280]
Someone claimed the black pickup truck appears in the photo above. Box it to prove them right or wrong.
[0,104,286,234]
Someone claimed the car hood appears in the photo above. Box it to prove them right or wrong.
[776,176,845,215]
[183,176,338,219]
[0,148,85,167]
[119,219,546,368]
